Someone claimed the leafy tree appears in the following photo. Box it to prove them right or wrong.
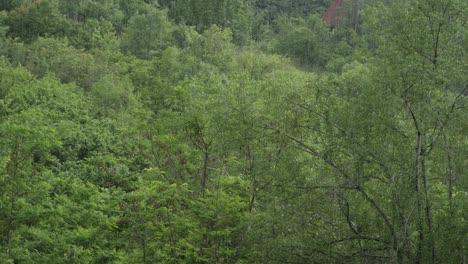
[366,0,468,262]
[190,25,234,69]
[8,37,109,90]
[58,0,123,26]
[250,0,467,262]
[6,0,68,42]
[188,176,249,263]
[274,15,332,68]
[0,11,8,38]
[255,0,332,21]
[91,73,136,112]
[165,0,254,44]
[121,7,174,59]
[0,0,19,11]
[67,19,120,51]
[118,0,150,25]
[0,0,466,263]
[120,177,193,263]
[0,68,120,262]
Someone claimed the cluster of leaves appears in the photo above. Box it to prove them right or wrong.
[0,0,466,263]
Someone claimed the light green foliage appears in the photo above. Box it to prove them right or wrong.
[189,176,249,263]
[367,1,467,262]
[0,67,112,262]
[0,58,30,100]
[121,178,193,263]
[0,0,466,263]
[68,19,120,51]
[190,25,234,69]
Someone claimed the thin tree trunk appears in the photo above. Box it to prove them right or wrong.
[201,149,209,195]
[421,157,435,263]
[441,128,454,214]
[415,132,424,264]
[278,130,399,260]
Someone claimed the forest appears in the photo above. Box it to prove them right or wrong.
[0,0,466,263]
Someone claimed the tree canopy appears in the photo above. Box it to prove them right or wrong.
[0,0,466,263]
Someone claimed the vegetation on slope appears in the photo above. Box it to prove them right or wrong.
[0,0,466,263]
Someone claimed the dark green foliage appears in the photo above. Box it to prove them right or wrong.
[0,37,109,90]
[5,0,69,42]
[255,0,332,21]
[58,0,124,31]
[274,15,332,68]
[121,7,174,59]
[165,0,253,44]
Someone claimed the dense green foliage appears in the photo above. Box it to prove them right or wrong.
[0,0,466,263]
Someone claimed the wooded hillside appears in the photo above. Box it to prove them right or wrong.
[0,0,466,263]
